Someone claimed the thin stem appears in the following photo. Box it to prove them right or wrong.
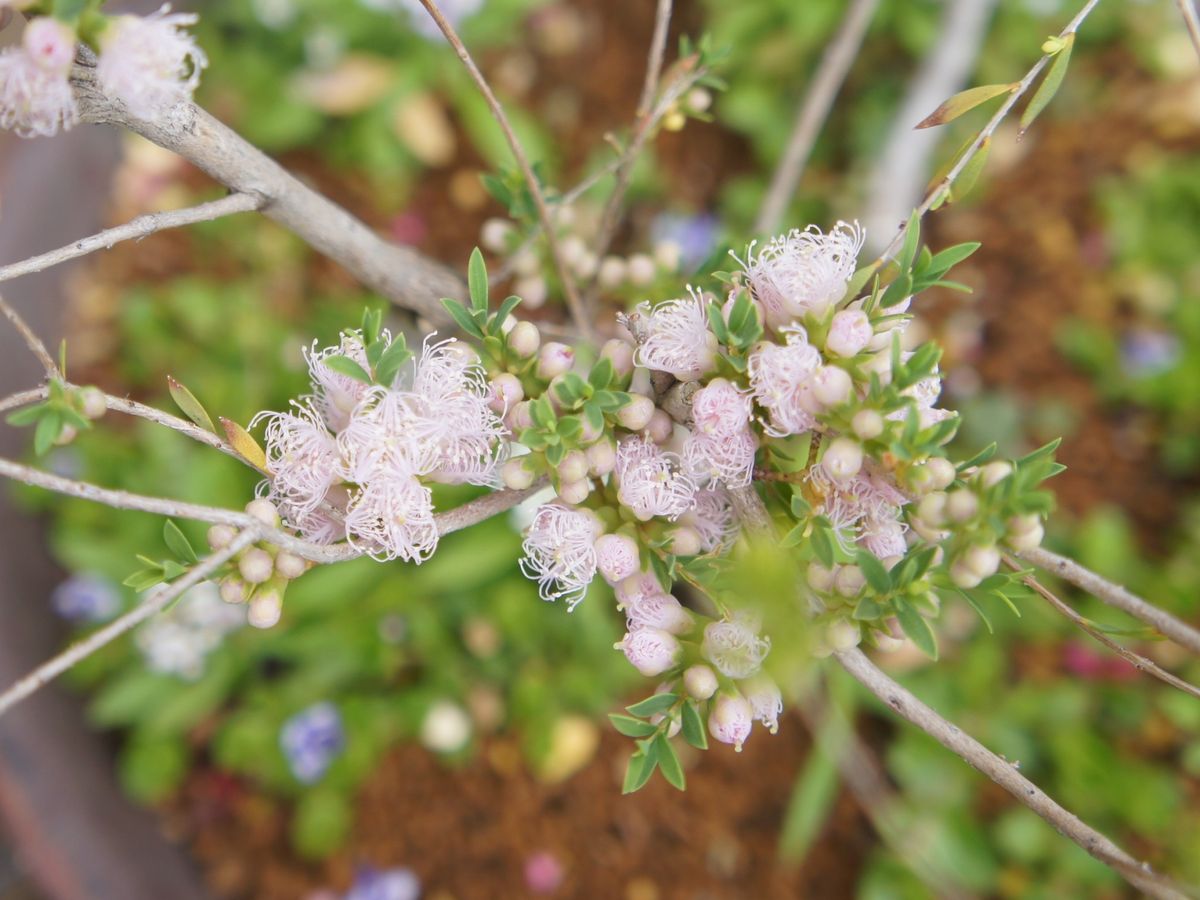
[834,647,1189,899]
[1177,0,1200,63]
[417,0,593,341]
[637,0,674,120]
[1020,545,1200,656]
[0,530,256,718]
[874,0,1103,268]
[753,0,880,236]
[0,294,58,378]
[1007,558,1200,701]
[0,193,263,286]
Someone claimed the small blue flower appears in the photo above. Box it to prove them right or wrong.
[651,211,720,270]
[345,866,421,900]
[280,702,345,784]
[52,573,120,623]
[1120,329,1180,378]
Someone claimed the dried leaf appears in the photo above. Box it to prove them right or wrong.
[915,83,1016,129]
[220,417,268,473]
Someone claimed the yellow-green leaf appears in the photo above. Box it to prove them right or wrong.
[915,83,1016,129]
[949,136,991,203]
[220,417,268,473]
[167,376,216,433]
[1019,32,1074,136]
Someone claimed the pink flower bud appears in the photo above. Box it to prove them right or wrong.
[508,320,541,358]
[627,253,656,286]
[579,415,603,445]
[586,439,616,476]
[646,409,673,444]
[945,489,978,523]
[683,664,718,700]
[961,544,1000,581]
[626,593,692,635]
[810,365,852,407]
[615,571,664,609]
[667,525,702,556]
[861,351,893,386]
[825,309,873,358]
[507,400,535,432]
[248,590,283,629]
[601,339,635,379]
[708,694,753,751]
[834,565,865,597]
[916,492,947,527]
[238,548,274,584]
[979,461,1013,488]
[24,18,76,75]
[207,524,237,550]
[245,499,280,527]
[598,256,627,289]
[480,217,512,252]
[822,437,863,482]
[595,533,640,584]
[515,276,548,309]
[617,394,655,431]
[218,577,248,604]
[556,449,588,483]
[827,619,861,651]
[537,342,575,379]
[620,628,681,677]
[275,551,307,580]
[558,478,590,505]
[806,562,836,593]
[488,373,524,413]
[851,409,884,440]
[950,560,983,589]
[1007,524,1044,552]
[924,457,956,490]
[502,457,537,490]
[77,386,107,420]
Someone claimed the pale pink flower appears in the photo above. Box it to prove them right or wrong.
[680,487,739,553]
[742,675,783,734]
[275,501,347,546]
[253,401,340,519]
[307,332,376,432]
[747,327,822,437]
[615,435,697,521]
[344,474,438,563]
[702,616,770,679]
[690,378,751,437]
[683,427,757,488]
[619,627,681,677]
[708,693,754,751]
[825,308,873,358]
[0,23,77,138]
[633,291,717,382]
[97,6,208,120]
[625,593,692,635]
[24,18,76,74]
[808,465,908,559]
[519,503,600,609]
[594,533,640,585]
[739,221,864,328]
[615,571,668,611]
[336,386,440,484]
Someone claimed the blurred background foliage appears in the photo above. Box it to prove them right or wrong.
[16,0,1200,894]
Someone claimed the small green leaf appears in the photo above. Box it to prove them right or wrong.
[811,523,834,568]
[626,692,678,718]
[440,299,486,339]
[123,568,164,591]
[468,247,489,314]
[681,701,707,750]
[360,308,383,346]
[491,295,522,332]
[320,355,372,385]
[955,589,994,634]
[374,335,413,387]
[621,750,656,794]
[588,357,614,390]
[915,83,1017,129]
[949,137,991,203]
[609,714,658,738]
[855,550,892,594]
[654,734,686,791]
[163,520,198,564]
[897,211,921,272]
[6,404,46,427]
[1020,32,1074,136]
[33,409,61,455]
[895,601,938,660]
[927,242,981,274]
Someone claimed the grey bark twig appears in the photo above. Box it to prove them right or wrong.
[637,0,674,120]
[0,193,263,287]
[754,0,880,236]
[0,295,59,379]
[1177,0,1200,63]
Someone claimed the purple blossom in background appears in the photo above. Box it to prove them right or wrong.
[650,211,720,270]
[344,866,421,900]
[281,702,345,783]
[51,574,121,623]
[1120,329,1180,378]
[524,851,564,894]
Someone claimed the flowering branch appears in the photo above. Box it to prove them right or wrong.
[1008,558,1200,701]
[1019,545,1200,656]
[753,0,881,236]
[834,647,1189,900]
[0,530,256,718]
[416,0,593,341]
[0,192,263,287]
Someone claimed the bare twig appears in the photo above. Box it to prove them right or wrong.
[416,0,593,341]
[0,294,58,379]
[874,0,1103,267]
[834,647,1189,899]
[637,0,674,120]
[754,0,880,236]
[1007,558,1200,701]
[0,530,256,719]
[0,193,263,287]
[1020,545,1200,657]
[1177,0,1200,63]
[70,49,464,324]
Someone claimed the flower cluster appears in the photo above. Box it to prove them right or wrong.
[0,4,207,138]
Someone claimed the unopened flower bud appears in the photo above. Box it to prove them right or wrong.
[508,320,541,358]
[24,17,76,74]
[667,525,702,557]
[556,449,588,484]
[275,551,307,580]
[685,87,712,113]
[595,533,640,584]
[558,478,590,505]
[208,524,237,550]
[627,593,692,634]
[834,564,866,597]
[945,489,979,523]
[245,499,280,527]
[559,234,587,269]
[598,255,627,289]
[851,409,884,440]
[654,241,682,272]
[512,247,540,277]
[248,590,283,628]
[218,577,248,604]
[950,559,983,589]
[807,562,836,593]
[502,457,537,490]
[537,342,575,379]
[924,456,956,490]
[620,628,681,677]
[77,386,107,420]
[683,664,718,700]
[627,253,656,286]
[1007,523,1044,552]
[54,425,77,446]
[826,309,873,358]
[663,109,687,131]
[827,619,861,651]
[238,547,274,584]
[861,351,893,386]
[916,491,947,527]
[874,631,905,652]
[586,439,616,476]
[600,339,635,379]
[650,710,682,738]
[515,276,548,310]
[507,400,535,432]
[811,365,853,407]
[488,373,524,413]
[823,437,863,482]
[979,461,1013,489]
[708,694,753,751]
[961,544,1000,580]
[480,217,513,252]
[617,394,655,431]
[646,409,673,444]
